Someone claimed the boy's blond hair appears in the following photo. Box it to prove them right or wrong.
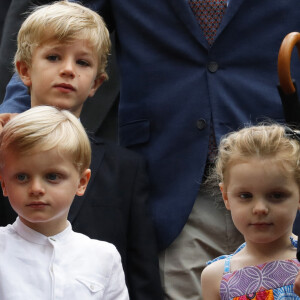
[15,0,111,79]
[0,106,91,174]
[215,124,300,185]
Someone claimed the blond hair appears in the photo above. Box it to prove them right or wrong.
[15,0,111,78]
[0,106,91,174]
[215,124,300,185]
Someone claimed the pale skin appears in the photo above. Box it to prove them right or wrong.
[201,157,300,300]
[18,38,105,117]
[0,37,105,128]
[0,113,18,131]
[0,147,91,236]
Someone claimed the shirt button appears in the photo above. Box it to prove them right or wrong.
[196,119,207,130]
[90,284,94,291]
[49,237,56,241]
[207,61,218,73]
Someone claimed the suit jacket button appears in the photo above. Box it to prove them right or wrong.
[196,119,206,130]
[207,61,218,73]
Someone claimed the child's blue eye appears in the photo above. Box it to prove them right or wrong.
[77,60,90,66]
[240,193,252,199]
[16,174,28,182]
[47,55,59,61]
[46,173,60,181]
[272,193,282,198]
[269,193,285,202]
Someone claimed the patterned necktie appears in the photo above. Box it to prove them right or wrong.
[188,0,227,165]
[189,0,227,46]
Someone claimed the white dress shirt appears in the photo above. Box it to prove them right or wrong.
[0,218,129,300]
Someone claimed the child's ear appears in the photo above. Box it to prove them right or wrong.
[88,74,106,98]
[0,177,8,197]
[219,182,230,210]
[76,169,91,196]
[16,61,32,87]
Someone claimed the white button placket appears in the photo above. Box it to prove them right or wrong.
[48,237,56,300]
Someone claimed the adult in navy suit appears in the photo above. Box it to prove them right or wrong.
[2,0,300,299]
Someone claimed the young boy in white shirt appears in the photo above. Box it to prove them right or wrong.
[0,105,129,299]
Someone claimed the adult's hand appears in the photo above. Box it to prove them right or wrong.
[0,113,18,132]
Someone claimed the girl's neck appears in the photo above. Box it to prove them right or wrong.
[233,234,296,270]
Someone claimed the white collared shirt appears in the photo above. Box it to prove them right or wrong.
[0,218,129,300]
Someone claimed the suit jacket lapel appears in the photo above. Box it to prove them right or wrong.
[68,135,105,223]
[169,0,245,48]
[214,0,245,42]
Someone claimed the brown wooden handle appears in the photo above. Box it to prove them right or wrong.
[278,32,300,95]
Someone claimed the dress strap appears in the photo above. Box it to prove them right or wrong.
[290,236,298,248]
[206,242,247,273]
[223,255,231,273]
[223,243,246,273]
[233,242,246,254]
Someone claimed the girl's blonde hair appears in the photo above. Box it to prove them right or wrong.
[215,124,300,185]
[0,106,91,174]
[15,0,111,79]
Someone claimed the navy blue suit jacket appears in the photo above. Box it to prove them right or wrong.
[83,0,300,249]
[3,0,300,251]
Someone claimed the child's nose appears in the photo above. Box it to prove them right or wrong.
[60,60,75,78]
[252,199,269,215]
[29,178,45,196]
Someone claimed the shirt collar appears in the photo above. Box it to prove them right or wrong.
[12,217,72,245]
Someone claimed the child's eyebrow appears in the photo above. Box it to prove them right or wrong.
[77,51,94,57]
[43,45,94,57]
[41,45,61,52]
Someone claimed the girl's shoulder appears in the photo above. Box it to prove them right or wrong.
[202,245,246,297]
[201,259,225,300]
[202,258,225,278]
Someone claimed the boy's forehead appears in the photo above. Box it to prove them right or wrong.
[2,144,72,163]
[39,37,96,52]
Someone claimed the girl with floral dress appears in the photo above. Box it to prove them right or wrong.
[201,124,300,300]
